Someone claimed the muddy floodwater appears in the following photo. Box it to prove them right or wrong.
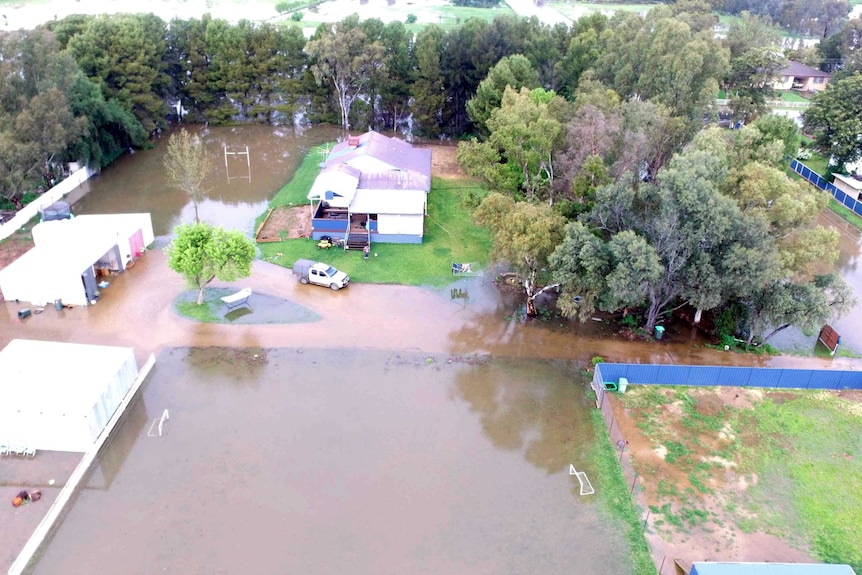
[769,209,862,354]
[65,124,342,237]
[31,348,629,575]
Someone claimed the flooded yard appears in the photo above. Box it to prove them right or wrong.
[30,347,630,575]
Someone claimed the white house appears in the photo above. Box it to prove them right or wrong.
[307,131,432,246]
[0,339,139,453]
[0,213,154,306]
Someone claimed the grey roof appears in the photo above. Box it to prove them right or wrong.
[780,61,830,78]
[325,131,432,192]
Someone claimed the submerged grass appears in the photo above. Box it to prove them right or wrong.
[828,200,862,233]
[589,410,657,575]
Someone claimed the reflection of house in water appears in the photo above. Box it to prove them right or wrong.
[86,390,149,490]
[307,131,432,248]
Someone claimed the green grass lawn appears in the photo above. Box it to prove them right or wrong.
[619,386,862,572]
[549,1,659,18]
[775,90,810,103]
[798,152,829,177]
[257,149,492,287]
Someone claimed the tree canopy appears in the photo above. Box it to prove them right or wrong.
[166,222,256,305]
[163,129,215,223]
[803,73,862,170]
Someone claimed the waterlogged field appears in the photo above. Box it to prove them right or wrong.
[32,348,645,575]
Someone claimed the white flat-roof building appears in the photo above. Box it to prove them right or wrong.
[0,339,139,452]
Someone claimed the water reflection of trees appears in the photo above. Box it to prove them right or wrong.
[452,359,594,474]
[185,345,269,385]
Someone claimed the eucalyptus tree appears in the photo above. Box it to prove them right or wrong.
[304,17,387,133]
[596,7,729,127]
[474,192,566,317]
[803,73,862,171]
[551,146,777,331]
[458,87,568,202]
[0,28,87,206]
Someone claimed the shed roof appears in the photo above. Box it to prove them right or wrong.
[832,173,862,190]
[692,562,856,575]
[0,339,135,417]
[780,61,830,78]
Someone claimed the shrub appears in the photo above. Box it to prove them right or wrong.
[290,11,303,21]
[406,13,417,24]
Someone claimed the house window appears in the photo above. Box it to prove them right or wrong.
[813,77,825,84]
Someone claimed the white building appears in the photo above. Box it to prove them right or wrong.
[0,339,139,452]
[0,213,153,306]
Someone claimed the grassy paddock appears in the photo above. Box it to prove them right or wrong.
[619,385,862,571]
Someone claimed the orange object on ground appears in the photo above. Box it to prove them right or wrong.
[12,497,23,507]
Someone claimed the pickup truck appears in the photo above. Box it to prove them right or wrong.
[292,259,350,290]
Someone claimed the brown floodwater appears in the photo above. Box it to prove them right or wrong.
[8,126,862,574]
[768,209,862,354]
[65,124,342,237]
[30,347,631,575]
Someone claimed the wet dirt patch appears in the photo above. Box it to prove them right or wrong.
[419,143,464,179]
[611,386,827,566]
[173,288,321,324]
[257,205,311,242]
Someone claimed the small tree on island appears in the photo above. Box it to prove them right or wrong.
[167,223,255,305]
[163,129,214,223]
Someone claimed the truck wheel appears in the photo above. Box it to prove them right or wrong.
[330,283,340,291]
[300,277,309,284]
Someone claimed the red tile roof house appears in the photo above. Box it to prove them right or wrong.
[775,61,830,92]
[306,131,432,247]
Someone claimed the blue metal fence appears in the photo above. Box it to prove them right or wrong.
[594,363,862,395]
[790,159,862,219]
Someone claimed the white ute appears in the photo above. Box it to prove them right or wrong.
[292,258,350,290]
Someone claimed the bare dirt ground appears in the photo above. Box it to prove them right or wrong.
[256,205,312,242]
[608,388,820,568]
[420,143,464,180]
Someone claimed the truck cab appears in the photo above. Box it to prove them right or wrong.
[293,259,349,290]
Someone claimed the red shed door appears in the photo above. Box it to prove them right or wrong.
[129,229,144,258]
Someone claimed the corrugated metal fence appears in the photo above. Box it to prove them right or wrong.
[593,363,862,405]
[790,159,862,219]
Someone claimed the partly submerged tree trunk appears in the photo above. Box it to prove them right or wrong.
[525,269,537,317]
